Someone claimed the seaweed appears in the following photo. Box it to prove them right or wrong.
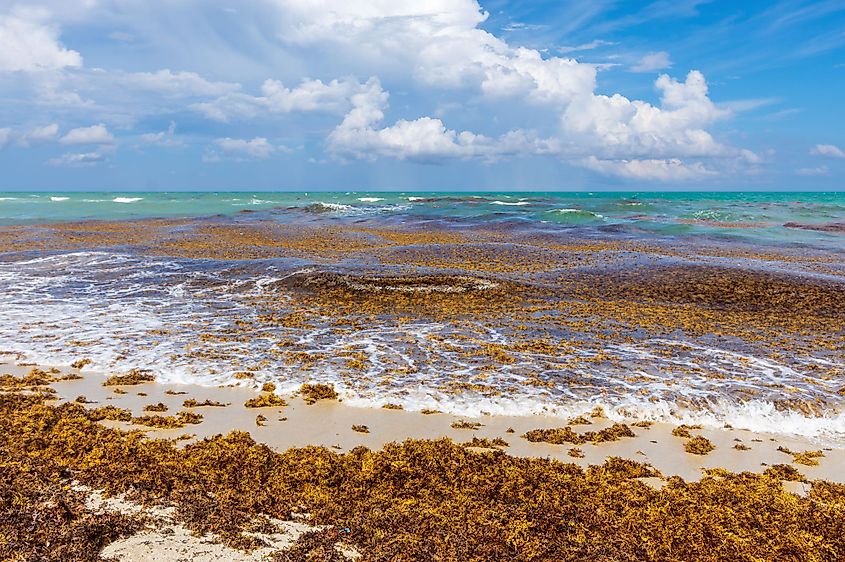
[244,394,288,409]
[523,423,636,445]
[351,424,370,433]
[256,414,268,427]
[143,402,169,412]
[2,392,845,562]
[71,358,93,369]
[300,383,339,404]
[131,410,204,429]
[684,436,716,455]
[451,420,483,430]
[102,369,155,386]
[183,398,227,408]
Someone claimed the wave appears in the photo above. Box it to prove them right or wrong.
[112,197,144,204]
[357,197,384,203]
[302,201,356,213]
[491,200,531,206]
[50,196,70,202]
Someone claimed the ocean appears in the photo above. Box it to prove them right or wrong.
[1,191,843,441]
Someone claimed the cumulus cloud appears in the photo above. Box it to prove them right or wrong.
[17,123,60,146]
[2,0,758,182]
[631,51,672,72]
[59,124,114,145]
[0,9,82,72]
[811,144,845,158]
[204,137,285,161]
[47,151,105,167]
[193,78,365,122]
[328,78,558,162]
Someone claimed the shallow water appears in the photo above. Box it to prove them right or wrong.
[1,192,844,441]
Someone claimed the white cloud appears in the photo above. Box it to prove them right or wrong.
[563,71,730,158]
[0,9,82,72]
[631,51,673,73]
[139,122,182,147]
[17,123,60,146]
[204,137,281,161]
[558,40,616,54]
[59,124,114,145]
[193,78,364,122]
[811,144,845,158]
[47,151,105,167]
[582,156,716,180]
[328,78,559,162]
[114,69,240,98]
[796,165,829,176]
[0,128,10,148]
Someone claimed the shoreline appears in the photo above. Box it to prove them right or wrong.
[8,359,841,484]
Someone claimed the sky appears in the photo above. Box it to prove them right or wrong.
[0,0,843,191]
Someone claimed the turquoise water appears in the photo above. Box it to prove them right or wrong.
[2,191,844,249]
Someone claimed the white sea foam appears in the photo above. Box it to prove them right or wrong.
[112,197,144,203]
[491,200,531,206]
[50,196,70,202]
[357,197,384,203]
[1,252,843,444]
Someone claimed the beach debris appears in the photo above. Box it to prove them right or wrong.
[791,450,825,466]
[522,423,636,445]
[255,414,267,427]
[568,448,585,458]
[103,369,155,386]
[299,383,338,404]
[143,402,168,412]
[131,411,204,429]
[88,405,132,422]
[451,420,483,430]
[351,425,370,434]
[74,395,95,404]
[165,389,188,396]
[71,358,93,369]
[461,437,508,449]
[381,403,403,410]
[183,398,227,408]
[420,409,441,415]
[684,436,716,455]
[568,415,592,426]
[734,443,751,451]
[244,394,288,409]
[261,382,277,393]
[672,425,703,439]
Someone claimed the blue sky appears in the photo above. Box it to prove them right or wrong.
[0,0,843,191]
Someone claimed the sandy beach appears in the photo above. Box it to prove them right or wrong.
[2,199,844,560]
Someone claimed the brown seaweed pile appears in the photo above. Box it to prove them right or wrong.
[2,392,845,561]
[299,383,339,404]
[523,423,636,445]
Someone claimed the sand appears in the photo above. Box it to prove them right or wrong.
[17,360,839,485]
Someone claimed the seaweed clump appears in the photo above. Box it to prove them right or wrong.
[684,436,716,455]
[523,423,636,445]
[351,425,370,434]
[451,420,483,430]
[143,402,168,412]
[102,369,155,386]
[131,410,204,429]
[299,383,339,404]
[244,393,288,409]
[183,398,227,408]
